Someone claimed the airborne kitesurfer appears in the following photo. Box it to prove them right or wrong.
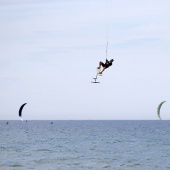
[97,58,114,74]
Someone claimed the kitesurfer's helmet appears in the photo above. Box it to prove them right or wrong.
[110,59,114,63]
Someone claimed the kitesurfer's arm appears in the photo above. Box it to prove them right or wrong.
[106,59,109,63]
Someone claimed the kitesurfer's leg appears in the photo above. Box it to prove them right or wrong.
[99,67,106,74]
[98,61,104,69]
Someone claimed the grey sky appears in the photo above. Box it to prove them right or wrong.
[0,0,170,120]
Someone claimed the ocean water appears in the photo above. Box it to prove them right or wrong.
[0,120,170,170]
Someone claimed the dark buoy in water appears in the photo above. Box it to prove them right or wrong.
[6,122,9,125]
[51,122,53,124]
[26,120,28,123]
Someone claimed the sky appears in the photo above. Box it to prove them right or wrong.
[0,0,170,120]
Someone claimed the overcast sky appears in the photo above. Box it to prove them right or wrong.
[0,0,170,120]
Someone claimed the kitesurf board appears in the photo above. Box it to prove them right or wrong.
[91,77,100,83]
[91,81,100,83]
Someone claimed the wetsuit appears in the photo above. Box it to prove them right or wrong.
[101,59,113,68]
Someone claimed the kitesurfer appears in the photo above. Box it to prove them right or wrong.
[98,59,114,74]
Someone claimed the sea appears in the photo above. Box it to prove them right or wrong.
[0,120,170,170]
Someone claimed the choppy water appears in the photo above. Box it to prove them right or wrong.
[0,120,170,170]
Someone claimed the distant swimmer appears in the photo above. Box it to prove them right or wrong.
[97,58,114,74]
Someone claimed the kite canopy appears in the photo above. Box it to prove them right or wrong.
[157,101,166,120]
[19,103,27,121]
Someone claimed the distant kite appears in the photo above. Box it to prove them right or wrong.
[19,103,27,121]
[157,101,166,120]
